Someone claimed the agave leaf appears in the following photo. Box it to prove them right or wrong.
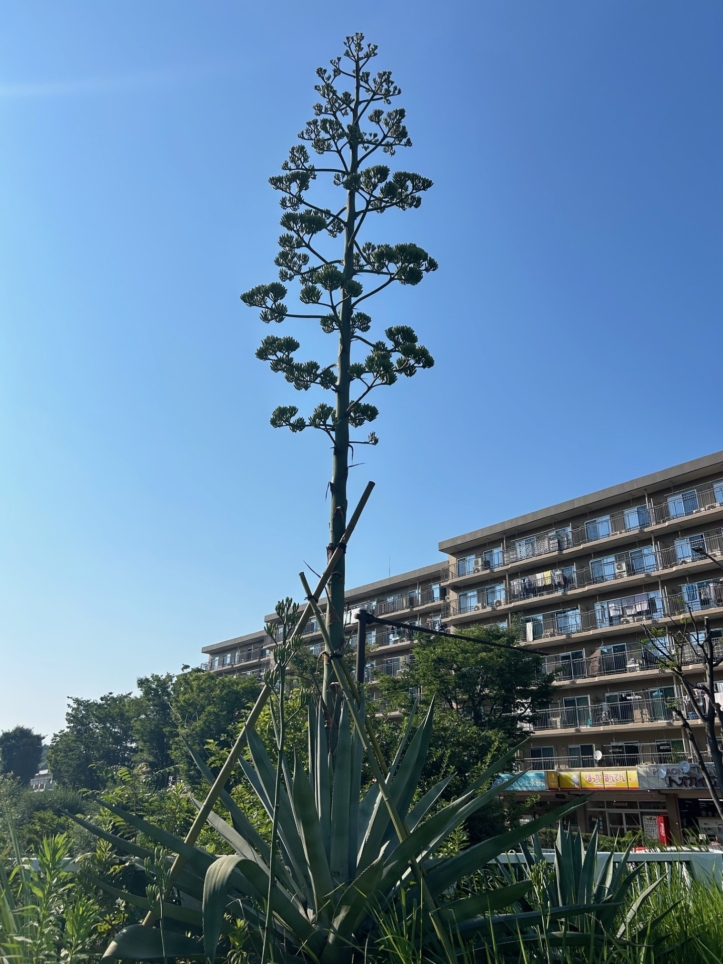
[203,855,247,964]
[348,690,363,881]
[322,853,387,964]
[82,872,206,929]
[616,874,665,940]
[292,752,335,923]
[376,772,523,896]
[455,902,621,936]
[425,797,584,898]
[434,879,532,924]
[577,824,599,906]
[184,739,272,860]
[243,730,311,898]
[98,800,215,876]
[64,810,154,862]
[357,702,434,872]
[102,923,202,959]
[316,697,331,858]
[234,857,326,956]
[330,700,352,884]
[406,775,453,832]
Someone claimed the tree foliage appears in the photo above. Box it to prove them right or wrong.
[47,670,261,791]
[0,726,43,786]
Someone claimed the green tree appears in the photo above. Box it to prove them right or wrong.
[48,693,137,790]
[167,668,261,780]
[376,626,554,835]
[0,726,43,786]
[241,34,437,681]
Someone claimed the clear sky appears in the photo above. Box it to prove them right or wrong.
[1,2,721,738]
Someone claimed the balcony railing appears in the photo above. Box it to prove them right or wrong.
[446,585,723,639]
[525,743,687,770]
[543,641,723,681]
[376,587,445,616]
[443,482,723,579]
[504,529,723,605]
[534,696,678,731]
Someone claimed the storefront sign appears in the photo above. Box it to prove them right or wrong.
[557,768,636,790]
[637,764,711,790]
[495,771,549,792]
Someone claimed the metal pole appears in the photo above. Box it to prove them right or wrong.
[355,608,368,685]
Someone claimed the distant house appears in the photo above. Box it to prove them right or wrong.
[30,768,53,792]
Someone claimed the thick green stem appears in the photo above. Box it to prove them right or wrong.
[325,53,362,700]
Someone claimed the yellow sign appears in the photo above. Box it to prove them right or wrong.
[603,769,628,789]
[558,771,582,789]
[552,768,636,791]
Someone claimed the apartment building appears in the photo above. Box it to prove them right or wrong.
[202,451,723,841]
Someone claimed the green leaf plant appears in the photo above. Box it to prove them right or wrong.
[241,33,437,679]
[82,601,587,964]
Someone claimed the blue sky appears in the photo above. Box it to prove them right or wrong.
[0,2,720,737]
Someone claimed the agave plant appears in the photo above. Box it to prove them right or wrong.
[73,686,583,964]
[486,824,673,954]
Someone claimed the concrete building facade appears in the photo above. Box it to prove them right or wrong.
[202,451,723,841]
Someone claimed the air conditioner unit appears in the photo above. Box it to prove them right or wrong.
[474,604,482,611]
[493,599,503,609]
[615,561,628,577]
[474,565,482,573]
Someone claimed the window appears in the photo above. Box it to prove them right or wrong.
[553,526,573,550]
[430,583,441,602]
[483,583,505,606]
[563,695,590,727]
[555,608,581,635]
[585,515,611,542]
[629,545,657,574]
[514,536,537,560]
[457,590,478,614]
[599,643,627,674]
[610,742,639,766]
[556,650,585,679]
[211,657,219,670]
[668,488,699,519]
[605,692,635,723]
[715,481,723,505]
[683,580,723,611]
[568,744,595,768]
[654,739,684,763]
[222,653,231,666]
[590,555,616,583]
[530,746,556,770]
[648,686,676,721]
[309,643,321,656]
[675,534,706,563]
[624,505,650,530]
[482,546,503,569]
[457,555,476,576]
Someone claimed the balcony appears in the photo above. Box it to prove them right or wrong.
[534,695,678,732]
[501,585,723,645]
[376,587,446,616]
[525,742,687,770]
[543,639,723,682]
[506,529,723,606]
[443,481,723,580]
